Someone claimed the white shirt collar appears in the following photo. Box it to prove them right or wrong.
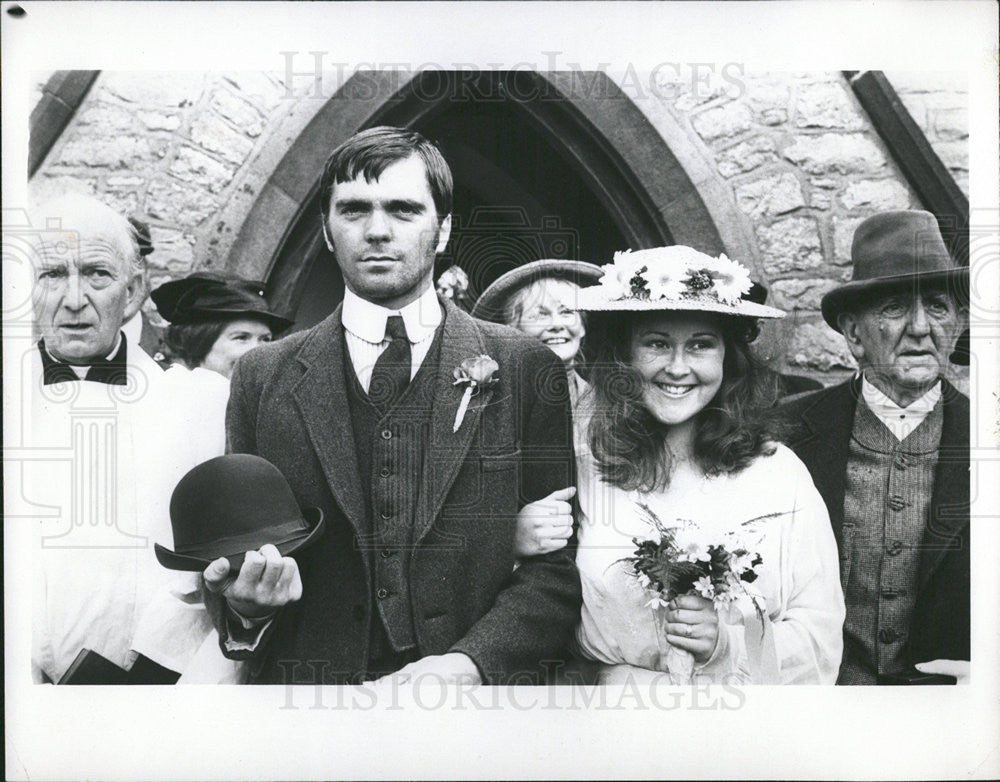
[861,374,942,440]
[122,311,143,347]
[341,284,442,345]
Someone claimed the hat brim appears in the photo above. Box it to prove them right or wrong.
[154,506,324,573]
[167,308,294,333]
[820,267,969,332]
[572,291,786,320]
[471,260,604,322]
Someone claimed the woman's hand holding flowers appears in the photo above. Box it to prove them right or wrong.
[664,594,720,664]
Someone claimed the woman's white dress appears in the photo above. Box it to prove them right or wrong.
[574,414,845,685]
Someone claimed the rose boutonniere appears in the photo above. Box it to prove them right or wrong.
[452,354,499,432]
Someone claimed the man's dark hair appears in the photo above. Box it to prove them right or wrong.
[319,126,453,226]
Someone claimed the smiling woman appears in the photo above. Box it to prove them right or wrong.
[568,245,846,685]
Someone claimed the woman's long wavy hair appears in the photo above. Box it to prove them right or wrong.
[585,310,783,492]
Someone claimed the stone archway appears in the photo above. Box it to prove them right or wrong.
[224,70,749,326]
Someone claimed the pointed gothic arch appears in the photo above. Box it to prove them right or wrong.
[225,70,747,329]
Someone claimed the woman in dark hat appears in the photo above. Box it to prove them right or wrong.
[472,259,603,410]
[569,246,845,685]
[152,271,292,379]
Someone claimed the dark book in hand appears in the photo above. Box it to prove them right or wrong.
[57,649,129,685]
[56,649,182,685]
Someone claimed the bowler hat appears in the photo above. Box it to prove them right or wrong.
[471,259,604,323]
[151,271,293,333]
[154,454,324,572]
[821,210,968,332]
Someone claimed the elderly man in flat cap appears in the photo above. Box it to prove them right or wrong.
[780,210,970,685]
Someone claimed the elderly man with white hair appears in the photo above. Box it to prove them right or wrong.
[26,194,181,683]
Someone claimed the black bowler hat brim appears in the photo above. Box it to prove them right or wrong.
[820,266,969,332]
[471,259,604,323]
[154,506,325,573]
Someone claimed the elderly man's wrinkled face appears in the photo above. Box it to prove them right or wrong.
[32,236,139,364]
[841,287,961,402]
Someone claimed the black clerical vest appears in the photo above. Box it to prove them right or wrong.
[344,329,443,665]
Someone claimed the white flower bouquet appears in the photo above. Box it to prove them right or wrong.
[618,502,776,681]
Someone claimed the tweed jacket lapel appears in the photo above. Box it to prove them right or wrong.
[415,299,494,546]
[290,305,368,540]
[790,377,861,544]
[917,379,970,591]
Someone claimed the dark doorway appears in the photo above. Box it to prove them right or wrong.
[273,72,668,331]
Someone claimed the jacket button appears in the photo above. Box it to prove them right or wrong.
[380,549,392,559]
[878,628,899,644]
[379,466,391,478]
[887,540,904,556]
[377,587,389,599]
[381,429,392,440]
[380,510,392,520]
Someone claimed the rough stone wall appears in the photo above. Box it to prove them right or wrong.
[28,71,308,327]
[885,71,969,197]
[644,70,967,384]
[28,69,968,384]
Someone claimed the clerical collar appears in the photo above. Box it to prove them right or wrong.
[342,284,442,344]
[860,374,941,441]
[39,333,127,385]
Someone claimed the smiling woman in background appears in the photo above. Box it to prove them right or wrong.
[472,259,603,409]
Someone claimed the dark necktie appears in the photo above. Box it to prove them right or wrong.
[39,337,128,385]
[368,316,411,411]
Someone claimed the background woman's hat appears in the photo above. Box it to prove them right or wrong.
[820,210,969,332]
[154,454,324,572]
[470,259,604,322]
[151,271,293,332]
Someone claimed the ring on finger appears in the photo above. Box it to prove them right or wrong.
[683,624,693,638]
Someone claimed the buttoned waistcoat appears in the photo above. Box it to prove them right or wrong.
[220,298,582,684]
[778,377,970,670]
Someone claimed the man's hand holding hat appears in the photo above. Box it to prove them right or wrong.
[203,544,302,619]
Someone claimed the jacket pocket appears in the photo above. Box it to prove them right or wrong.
[480,448,521,471]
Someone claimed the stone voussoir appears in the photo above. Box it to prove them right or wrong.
[735,172,806,218]
[783,133,886,175]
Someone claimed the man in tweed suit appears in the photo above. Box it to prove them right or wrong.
[202,127,581,684]
[779,211,969,685]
